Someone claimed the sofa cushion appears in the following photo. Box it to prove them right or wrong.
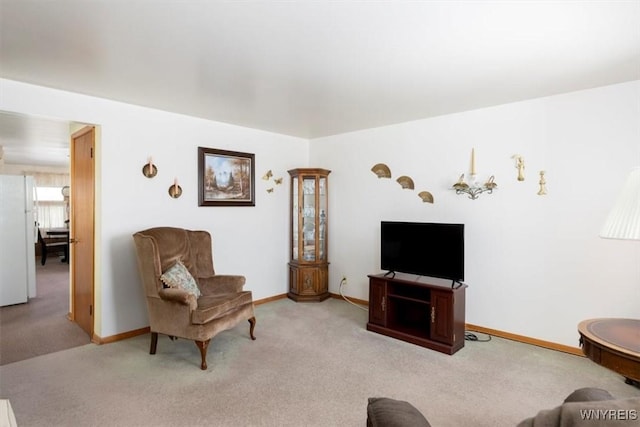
[160,260,202,298]
[563,387,614,403]
[191,291,253,325]
[367,397,431,427]
[517,396,640,427]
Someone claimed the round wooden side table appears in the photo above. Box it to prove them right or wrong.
[578,318,640,387]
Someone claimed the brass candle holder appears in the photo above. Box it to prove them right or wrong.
[142,158,157,178]
[168,182,182,198]
[452,149,497,200]
[142,164,157,178]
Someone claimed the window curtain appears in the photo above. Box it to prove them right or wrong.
[29,172,70,229]
[37,201,67,229]
[31,172,69,188]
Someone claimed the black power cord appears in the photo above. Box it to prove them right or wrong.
[464,331,492,342]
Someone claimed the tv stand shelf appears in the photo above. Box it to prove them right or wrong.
[388,294,430,305]
[367,273,467,355]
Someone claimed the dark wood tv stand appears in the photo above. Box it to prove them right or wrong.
[367,273,467,355]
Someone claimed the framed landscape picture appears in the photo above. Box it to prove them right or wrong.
[198,147,255,206]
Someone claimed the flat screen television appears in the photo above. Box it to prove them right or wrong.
[381,221,464,282]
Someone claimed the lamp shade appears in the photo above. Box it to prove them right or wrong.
[600,167,640,240]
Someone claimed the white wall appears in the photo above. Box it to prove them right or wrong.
[2,78,638,348]
[1,79,308,338]
[311,81,640,348]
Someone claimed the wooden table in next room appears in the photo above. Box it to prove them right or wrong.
[47,228,70,263]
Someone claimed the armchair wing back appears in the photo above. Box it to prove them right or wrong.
[133,226,256,370]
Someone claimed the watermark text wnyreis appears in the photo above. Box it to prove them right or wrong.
[580,409,638,422]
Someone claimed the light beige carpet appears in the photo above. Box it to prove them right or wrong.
[1,298,638,427]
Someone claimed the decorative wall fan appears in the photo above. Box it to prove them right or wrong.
[418,191,434,203]
[371,163,391,179]
[396,175,414,190]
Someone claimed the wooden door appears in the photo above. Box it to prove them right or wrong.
[70,126,95,338]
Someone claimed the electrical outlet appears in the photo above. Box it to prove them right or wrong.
[341,276,347,286]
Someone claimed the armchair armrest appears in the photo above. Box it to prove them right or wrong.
[198,275,246,295]
[158,288,197,309]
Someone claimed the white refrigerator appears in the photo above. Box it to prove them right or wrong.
[0,175,37,306]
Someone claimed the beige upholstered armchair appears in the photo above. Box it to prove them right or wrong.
[132,227,256,370]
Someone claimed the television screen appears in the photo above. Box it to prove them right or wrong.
[381,221,464,281]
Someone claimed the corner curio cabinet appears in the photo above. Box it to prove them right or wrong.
[288,168,331,302]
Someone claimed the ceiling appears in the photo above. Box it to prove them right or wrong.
[0,112,72,168]
[1,1,639,167]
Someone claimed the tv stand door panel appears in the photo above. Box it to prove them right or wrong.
[431,290,453,345]
[368,279,386,326]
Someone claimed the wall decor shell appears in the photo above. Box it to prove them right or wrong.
[396,175,415,190]
[418,191,434,203]
[371,163,391,179]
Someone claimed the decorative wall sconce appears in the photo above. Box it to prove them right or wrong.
[512,155,525,181]
[537,171,547,195]
[168,178,182,198]
[142,157,157,178]
[452,149,497,200]
[371,163,392,179]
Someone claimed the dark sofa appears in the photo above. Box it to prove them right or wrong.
[367,388,640,427]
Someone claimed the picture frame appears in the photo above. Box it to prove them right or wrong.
[198,147,255,206]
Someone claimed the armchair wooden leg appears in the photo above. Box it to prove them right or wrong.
[248,316,257,340]
[150,332,158,354]
[195,339,211,370]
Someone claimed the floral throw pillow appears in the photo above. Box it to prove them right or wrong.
[160,261,201,298]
